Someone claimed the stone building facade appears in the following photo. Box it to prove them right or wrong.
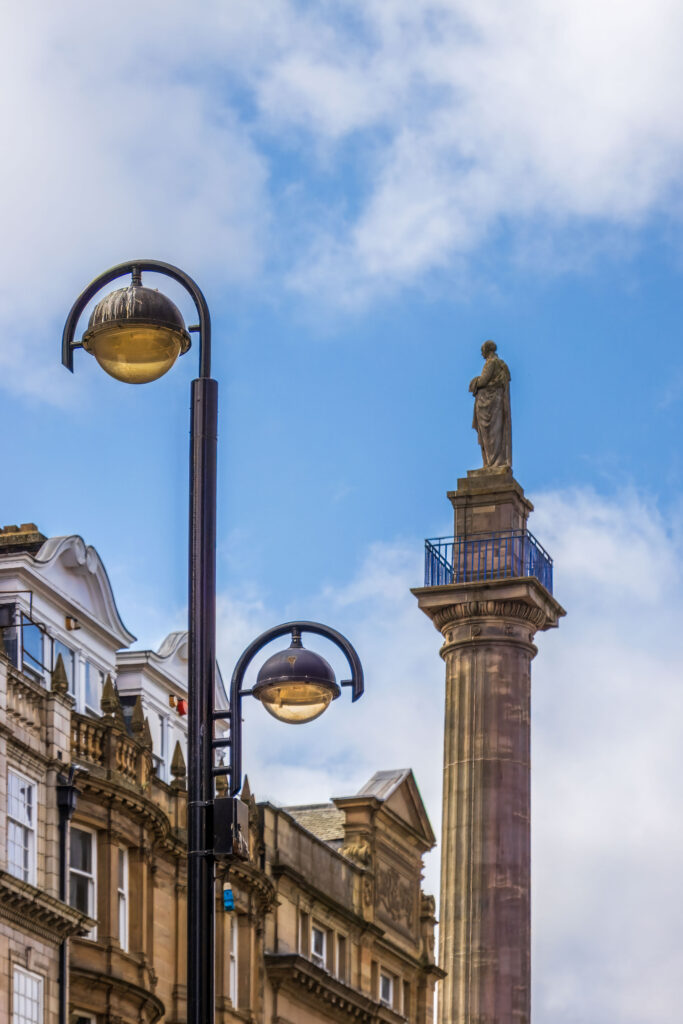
[0,524,440,1024]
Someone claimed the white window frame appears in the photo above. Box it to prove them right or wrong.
[69,825,97,938]
[20,614,46,683]
[229,915,238,1005]
[53,638,76,696]
[84,661,104,715]
[150,709,169,781]
[379,970,394,1007]
[118,846,128,952]
[7,768,37,885]
[12,965,44,1024]
[311,922,326,968]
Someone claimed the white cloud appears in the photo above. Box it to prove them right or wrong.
[3,0,683,382]
[0,2,269,399]
[215,487,683,1022]
[268,0,683,298]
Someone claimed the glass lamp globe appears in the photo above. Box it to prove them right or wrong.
[252,637,341,724]
[82,278,191,384]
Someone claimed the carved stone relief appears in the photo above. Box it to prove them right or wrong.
[376,865,414,928]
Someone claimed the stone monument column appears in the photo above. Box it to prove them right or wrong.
[413,344,564,1024]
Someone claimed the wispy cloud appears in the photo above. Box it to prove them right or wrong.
[3,0,683,371]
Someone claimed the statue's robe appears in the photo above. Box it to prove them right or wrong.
[472,356,512,468]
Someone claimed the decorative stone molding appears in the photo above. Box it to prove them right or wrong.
[170,740,186,791]
[4,667,46,739]
[0,869,94,941]
[362,874,374,907]
[75,770,184,857]
[433,599,547,633]
[376,865,414,928]
[223,860,278,914]
[70,964,165,1024]
[33,534,136,647]
[265,953,383,1024]
[420,892,436,918]
[51,652,69,694]
[340,836,372,866]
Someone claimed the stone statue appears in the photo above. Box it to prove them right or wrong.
[469,340,511,469]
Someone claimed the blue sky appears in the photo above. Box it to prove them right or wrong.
[2,3,683,1020]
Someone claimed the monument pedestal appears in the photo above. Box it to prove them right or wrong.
[413,472,564,1024]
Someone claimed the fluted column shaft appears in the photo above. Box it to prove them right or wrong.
[436,606,538,1024]
[414,470,563,1024]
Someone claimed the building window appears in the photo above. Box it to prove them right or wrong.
[380,971,394,1007]
[21,615,45,680]
[150,712,167,780]
[70,826,97,933]
[229,916,238,1005]
[118,848,128,951]
[7,770,37,884]
[12,966,43,1024]
[53,640,75,695]
[85,662,104,714]
[311,923,326,968]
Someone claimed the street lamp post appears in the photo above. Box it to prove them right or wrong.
[62,261,364,1024]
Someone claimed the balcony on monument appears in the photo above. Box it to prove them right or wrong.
[424,529,554,594]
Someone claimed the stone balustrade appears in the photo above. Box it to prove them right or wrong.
[6,666,46,739]
[71,712,150,788]
[71,715,106,769]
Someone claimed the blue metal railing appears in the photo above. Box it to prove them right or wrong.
[424,530,553,593]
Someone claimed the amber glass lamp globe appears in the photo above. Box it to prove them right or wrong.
[252,638,341,724]
[82,279,191,384]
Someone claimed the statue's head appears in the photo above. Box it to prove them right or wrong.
[481,339,497,358]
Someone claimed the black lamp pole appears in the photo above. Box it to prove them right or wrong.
[63,260,217,1024]
[56,767,79,1024]
[62,263,365,1024]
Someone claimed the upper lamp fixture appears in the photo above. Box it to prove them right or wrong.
[252,628,340,724]
[81,267,191,384]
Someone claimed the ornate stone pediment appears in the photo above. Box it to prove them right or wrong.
[33,534,135,646]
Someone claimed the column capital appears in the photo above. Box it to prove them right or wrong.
[412,576,565,638]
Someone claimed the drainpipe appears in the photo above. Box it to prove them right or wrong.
[56,767,79,1024]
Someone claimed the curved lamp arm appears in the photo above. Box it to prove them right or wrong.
[61,258,212,378]
[218,621,364,796]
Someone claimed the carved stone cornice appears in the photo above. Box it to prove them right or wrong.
[432,598,547,632]
[222,859,278,914]
[0,869,94,941]
[76,775,184,858]
[70,964,165,1024]
[264,953,404,1024]
[412,576,565,637]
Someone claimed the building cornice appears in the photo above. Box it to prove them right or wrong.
[220,859,278,914]
[0,870,94,941]
[412,575,565,635]
[265,953,405,1024]
[0,546,134,649]
[70,961,165,1023]
[76,769,184,858]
